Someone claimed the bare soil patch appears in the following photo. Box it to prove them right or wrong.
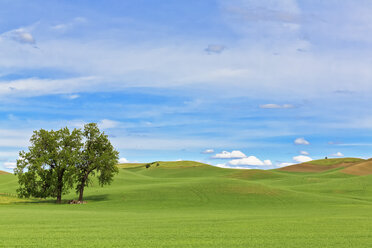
[279,162,356,173]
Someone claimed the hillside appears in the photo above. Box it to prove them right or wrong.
[0,170,10,175]
[278,157,368,173]
[341,159,372,175]
[1,160,372,247]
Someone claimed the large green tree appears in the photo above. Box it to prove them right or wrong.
[76,123,119,201]
[14,127,82,203]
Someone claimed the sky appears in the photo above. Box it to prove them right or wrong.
[1,0,372,171]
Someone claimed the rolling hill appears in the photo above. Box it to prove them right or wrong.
[341,159,372,175]
[278,157,372,175]
[0,170,9,175]
[1,160,372,247]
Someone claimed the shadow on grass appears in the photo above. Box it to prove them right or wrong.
[9,194,110,205]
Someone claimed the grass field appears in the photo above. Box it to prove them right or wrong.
[1,160,372,247]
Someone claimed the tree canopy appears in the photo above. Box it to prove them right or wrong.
[76,123,119,201]
[14,123,119,203]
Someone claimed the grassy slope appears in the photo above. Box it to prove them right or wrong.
[307,157,365,166]
[1,161,372,247]
[341,159,372,175]
[278,157,367,173]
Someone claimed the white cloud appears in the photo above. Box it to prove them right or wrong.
[212,150,246,159]
[294,137,310,145]
[118,157,129,163]
[293,155,312,163]
[1,28,35,44]
[98,119,120,129]
[51,17,87,32]
[0,129,32,148]
[214,163,250,169]
[4,161,16,169]
[264,159,273,166]
[202,149,214,154]
[259,104,294,109]
[213,155,272,169]
[300,151,309,155]
[205,44,226,54]
[277,162,294,167]
[229,156,272,166]
[67,94,80,100]
[331,152,344,157]
[0,76,98,98]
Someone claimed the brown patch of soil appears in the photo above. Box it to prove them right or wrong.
[341,160,372,175]
[278,162,356,173]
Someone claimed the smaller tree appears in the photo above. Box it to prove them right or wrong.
[76,123,119,201]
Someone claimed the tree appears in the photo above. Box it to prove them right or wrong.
[75,123,119,201]
[14,127,82,203]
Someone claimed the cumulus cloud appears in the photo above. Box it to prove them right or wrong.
[229,156,272,166]
[300,151,309,155]
[205,44,226,54]
[294,137,310,145]
[259,104,294,109]
[118,157,129,163]
[212,150,246,159]
[293,155,312,163]
[202,149,214,154]
[214,155,273,169]
[214,163,249,169]
[98,119,119,129]
[331,152,344,157]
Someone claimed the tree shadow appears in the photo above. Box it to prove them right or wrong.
[83,194,110,202]
[10,194,110,205]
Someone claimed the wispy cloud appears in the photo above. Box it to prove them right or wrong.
[3,161,16,169]
[0,77,97,98]
[98,119,120,129]
[1,28,36,45]
[205,44,226,54]
[51,17,87,32]
[294,138,310,145]
[259,104,294,109]
[202,149,214,154]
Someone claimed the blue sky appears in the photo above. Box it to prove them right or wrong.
[1,0,372,171]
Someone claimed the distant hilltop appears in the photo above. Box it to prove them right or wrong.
[278,157,372,175]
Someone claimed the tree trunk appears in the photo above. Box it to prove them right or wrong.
[56,194,62,204]
[56,169,64,204]
[78,173,89,201]
[78,184,85,201]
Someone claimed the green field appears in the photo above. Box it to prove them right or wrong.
[1,160,372,247]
